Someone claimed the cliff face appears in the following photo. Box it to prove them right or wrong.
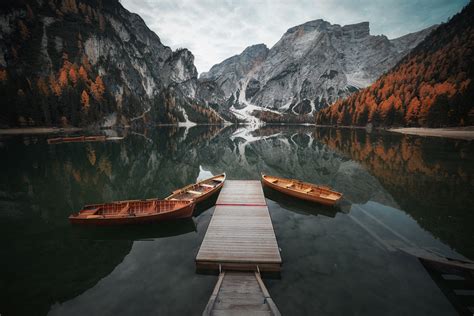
[200,19,434,123]
[0,0,222,127]
[316,2,474,127]
[200,44,269,101]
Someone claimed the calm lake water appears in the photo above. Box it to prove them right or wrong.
[0,126,473,315]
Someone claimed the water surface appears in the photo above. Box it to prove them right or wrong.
[0,126,472,315]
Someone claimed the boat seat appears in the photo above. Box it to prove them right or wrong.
[188,190,203,195]
[200,184,215,188]
[270,179,278,183]
[285,183,294,188]
[118,203,130,215]
[82,208,101,215]
[303,188,313,193]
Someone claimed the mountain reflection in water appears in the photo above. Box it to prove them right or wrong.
[314,128,474,258]
[0,125,472,315]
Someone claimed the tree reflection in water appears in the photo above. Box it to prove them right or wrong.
[0,125,472,315]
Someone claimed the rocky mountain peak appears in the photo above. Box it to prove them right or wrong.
[316,1,473,128]
[200,18,435,123]
[285,19,331,34]
[342,21,370,39]
[164,48,198,84]
[241,44,269,57]
[199,43,269,101]
[0,0,222,127]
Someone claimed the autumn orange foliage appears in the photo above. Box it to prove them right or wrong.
[49,74,61,96]
[0,69,7,82]
[81,90,90,109]
[78,66,88,82]
[58,69,68,88]
[316,3,474,127]
[68,68,78,85]
[60,0,78,14]
[91,76,105,101]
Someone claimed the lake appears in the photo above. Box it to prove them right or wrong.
[0,126,473,315]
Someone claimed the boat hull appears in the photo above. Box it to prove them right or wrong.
[262,176,341,206]
[69,202,195,225]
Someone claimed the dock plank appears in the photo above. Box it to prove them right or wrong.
[215,180,267,206]
[203,272,281,316]
[196,180,281,271]
[199,180,281,315]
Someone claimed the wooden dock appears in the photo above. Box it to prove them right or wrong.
[197,180,282,315]
[203,271,281,316]
[196,180,282,272]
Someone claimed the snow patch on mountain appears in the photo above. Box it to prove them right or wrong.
[346,71,372,89]
[178,107,196,127]
[200,20,436,121]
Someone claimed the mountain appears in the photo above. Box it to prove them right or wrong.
[0,0,222,128]
[200,44,269,101]
[316,2,474,127]
[200,19,435,123]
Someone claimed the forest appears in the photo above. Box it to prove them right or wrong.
[0,0,118,127]
[0,0,222,128]
[316,2,474,127]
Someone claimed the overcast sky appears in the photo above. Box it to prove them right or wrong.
[121,0,468,74]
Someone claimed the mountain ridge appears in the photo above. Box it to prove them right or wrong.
[316,1,474,127]
[200,18,436,123]
[0,0,222,128]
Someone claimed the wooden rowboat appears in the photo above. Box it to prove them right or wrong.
[69,199,195,225]
[165,173,226,203]
[47,135,107,144]
[261,174,342,206]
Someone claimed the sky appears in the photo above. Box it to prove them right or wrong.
[121,0,469,74]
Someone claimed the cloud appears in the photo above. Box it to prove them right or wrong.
[121,0,468,73]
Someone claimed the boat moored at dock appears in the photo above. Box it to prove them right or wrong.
[165,173,226,203]
[69,199,195,225]
[261,174,342,206]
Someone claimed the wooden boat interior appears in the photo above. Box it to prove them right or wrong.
[80,200,191,218]
[263,175,341,201]
[168,174,225,200]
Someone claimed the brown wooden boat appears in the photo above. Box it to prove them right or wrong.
[69,199,195,225]
[261,174,342,206]
[165,173,226,203]
[47,135,107,144]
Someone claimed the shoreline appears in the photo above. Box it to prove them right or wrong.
[388,127,474,140]
[2,125,473,140]
[0,127,82,135]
